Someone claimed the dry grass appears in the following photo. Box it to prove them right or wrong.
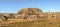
[0,18,60,27]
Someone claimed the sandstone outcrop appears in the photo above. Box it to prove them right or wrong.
[16,8,43,19]
[18,8,42,15]
[0,8,60,21]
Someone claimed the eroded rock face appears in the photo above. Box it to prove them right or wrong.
[0,13,15,21]
[15,8,43,19]
[18,8,42,15]
[0,8,43,21]
[0,8,60,21]
[2,13,10,17]
[14,14,24,19]
[0,13,10,21]
[26,15,37,19]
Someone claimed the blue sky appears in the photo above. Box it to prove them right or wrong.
[0,0,60,13]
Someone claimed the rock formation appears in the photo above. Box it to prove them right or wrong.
[15,8,43,19]
[0,8,60,21]
[18,8,42,15]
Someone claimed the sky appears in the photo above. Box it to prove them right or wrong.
[0,0,60,13]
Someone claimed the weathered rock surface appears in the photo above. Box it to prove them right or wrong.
[18,8,42,15]
[0,8,60,21]
[16,8,43,19]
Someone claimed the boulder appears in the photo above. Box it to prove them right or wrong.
[1,13,11,20]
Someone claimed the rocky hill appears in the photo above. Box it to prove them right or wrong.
[0,8,60,21]
[0,8,60,27]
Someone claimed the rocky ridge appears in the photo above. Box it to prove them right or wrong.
[0,8,60,21]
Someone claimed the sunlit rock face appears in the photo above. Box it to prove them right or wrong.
[0,13,15,20]
[0,13,11,21]
[0,8,43,20]
[15,8,43,19]
[14,14,25,19]
[26,15,37,19]
[17,8,42,15]
[0,8,60,21]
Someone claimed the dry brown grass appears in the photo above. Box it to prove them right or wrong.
[0,18,60,27]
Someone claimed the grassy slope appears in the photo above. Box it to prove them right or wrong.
[0,18,60,27]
